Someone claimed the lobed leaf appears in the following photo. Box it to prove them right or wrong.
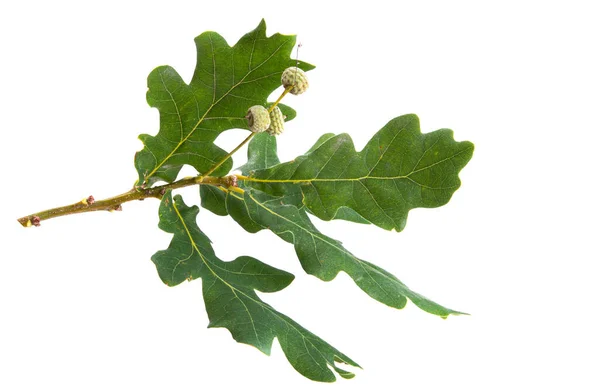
[225,188,463,317]
[201,126,468,317]
[245,114,474,231]
[134,20,314,186]
[237,133,370,224]
[152,192,359,382]
[239,132,281,174]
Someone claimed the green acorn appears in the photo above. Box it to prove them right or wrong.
[245,105,271,133]
[267,106,285,136]
[281,67,309,95]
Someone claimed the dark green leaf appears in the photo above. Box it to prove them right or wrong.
[199,185,229,216]
[238,132,280,174]
[199,114,468,316]
[134,20,314,186]
[152,191,359,382]
[225,188,463,318]
[245,114,474,231]
[239,132,369,224]
[201,129,297,215]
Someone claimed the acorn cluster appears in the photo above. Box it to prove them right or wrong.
[245,67,308,136]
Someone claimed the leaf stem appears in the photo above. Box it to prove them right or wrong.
[268,85,293,113]
[199,132,256,181]
[17,176,234,227]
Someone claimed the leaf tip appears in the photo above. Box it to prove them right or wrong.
[464,140,475,156]
[255,18,267,37]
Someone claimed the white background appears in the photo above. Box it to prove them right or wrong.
[1,1,599,385]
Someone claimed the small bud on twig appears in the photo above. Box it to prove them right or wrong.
[228,175,238,188]
[108,204,122,212]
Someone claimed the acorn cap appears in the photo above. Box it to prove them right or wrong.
[281,67,309,95]
[245,105,271,133]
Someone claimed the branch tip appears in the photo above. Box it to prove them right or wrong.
[17,217,30,227]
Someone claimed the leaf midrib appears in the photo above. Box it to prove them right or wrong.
[245,147,472,187]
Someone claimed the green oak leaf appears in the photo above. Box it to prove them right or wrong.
[134,20,314,186]
[239,132,280,174]
[151,191,359,382]
[300,133,371,224]
[200,115,470,316]
[205,132,366,223]
[244,114,474,231]
[225,188,462,317]
[199,184,229,217]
